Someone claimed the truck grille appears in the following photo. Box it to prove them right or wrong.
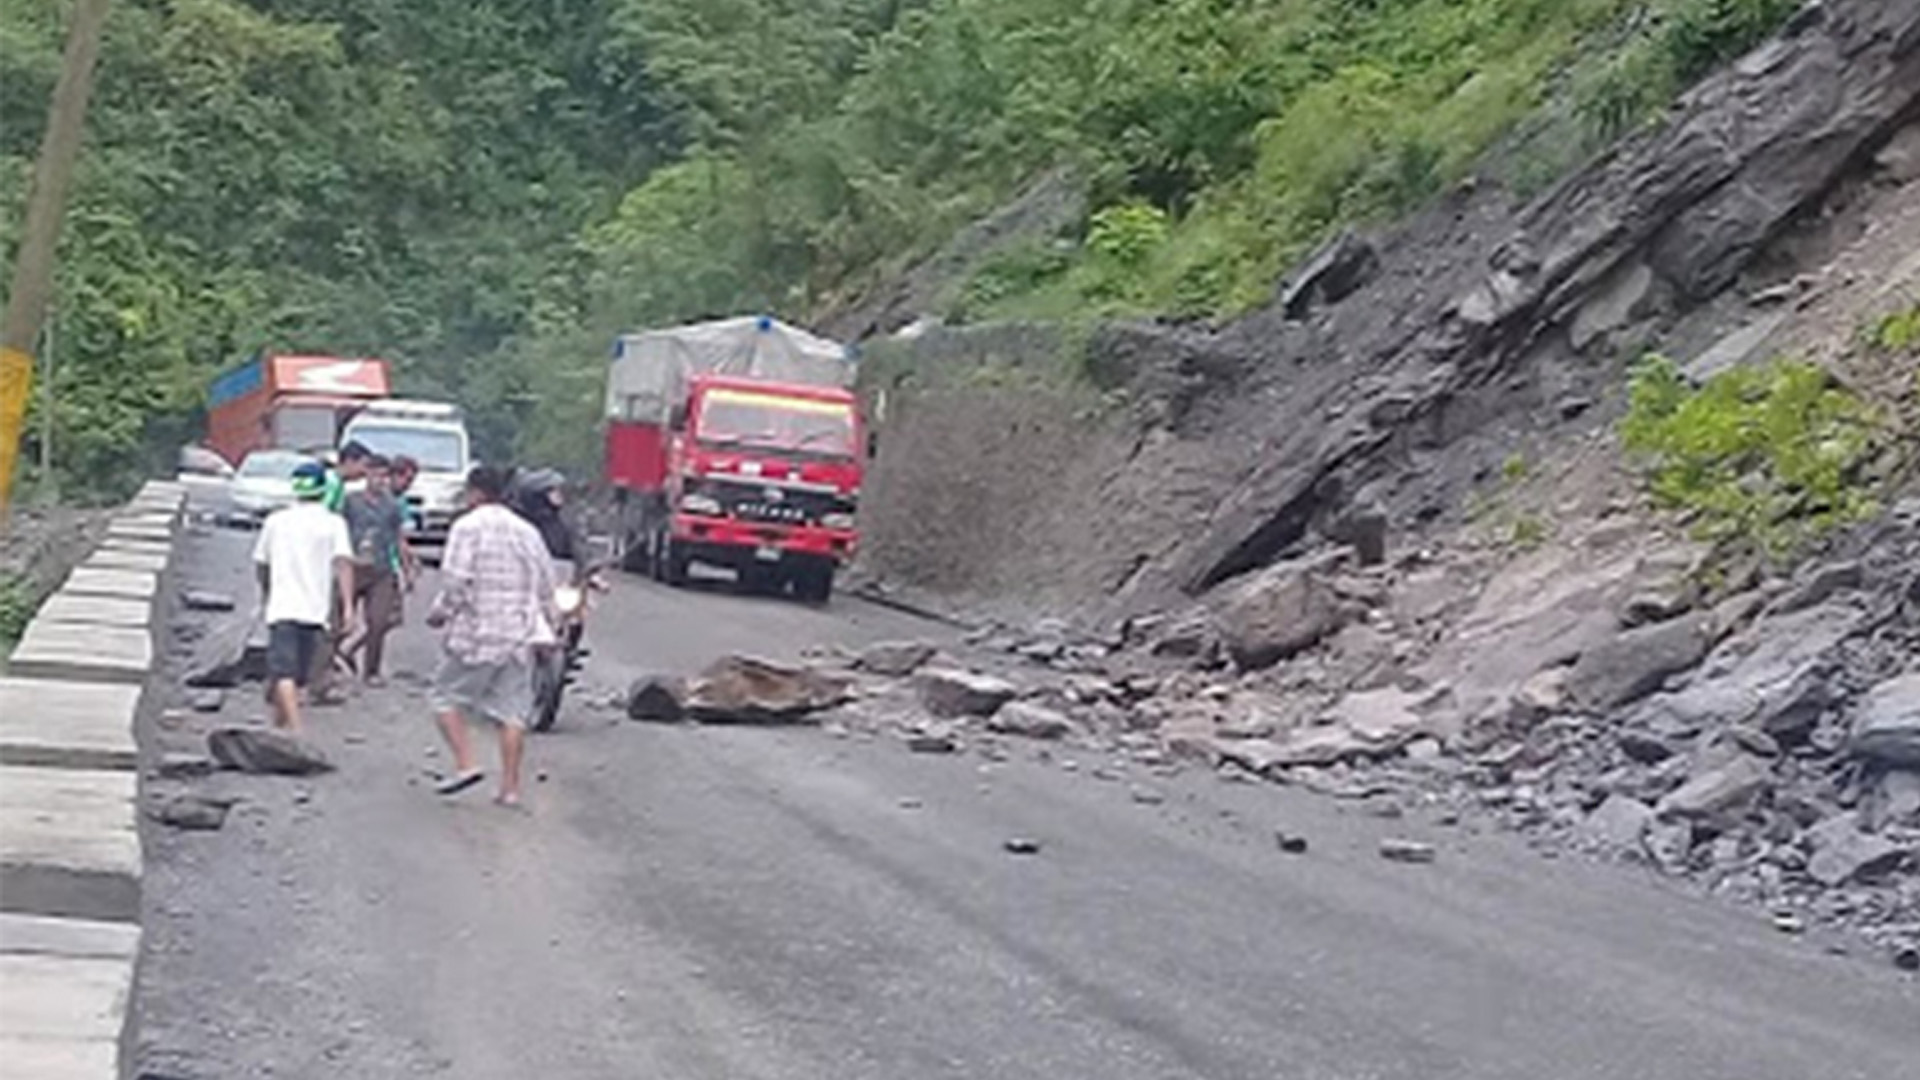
[705,478,847,525]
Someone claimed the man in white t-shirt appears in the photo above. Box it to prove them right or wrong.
[253,462,356,734]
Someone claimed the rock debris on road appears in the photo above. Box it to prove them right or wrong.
[128,525,1920,1080]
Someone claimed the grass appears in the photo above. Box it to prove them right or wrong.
[0,574,35,647]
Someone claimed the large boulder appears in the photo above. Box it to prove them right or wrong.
[685,656,850,724]
[1268,687,1430,767]
[1852,674,1920,768]
[626,675,688,722]
[1655,757,1771,821]
[1215,552,1356,670]
[1804,813,1908,888]
[1566,612,1717,713]
[916,667,1018,718]
[184,613,267,688]
[207,727,334,776]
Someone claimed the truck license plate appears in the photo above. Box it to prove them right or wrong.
[755,545,781,562]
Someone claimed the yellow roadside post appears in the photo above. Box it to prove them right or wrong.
[1,0,110,518]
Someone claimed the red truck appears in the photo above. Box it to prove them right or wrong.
[206,353,391,465]
[605,316,862,602]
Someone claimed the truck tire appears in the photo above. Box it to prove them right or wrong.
[662,540,690,587]
[618,532,649,575]
[795,562,834,606]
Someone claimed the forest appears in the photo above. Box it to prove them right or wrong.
[0,0,1796,495]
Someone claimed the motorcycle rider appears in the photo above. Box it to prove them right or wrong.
[508,467,581,563]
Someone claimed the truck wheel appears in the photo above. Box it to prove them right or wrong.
[618,532,649,575]
[662,540,690,587]
[796,563,834,606]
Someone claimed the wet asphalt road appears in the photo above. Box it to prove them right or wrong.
[132,523,1920,1079]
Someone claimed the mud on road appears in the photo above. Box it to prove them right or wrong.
[131,525,1920,1080]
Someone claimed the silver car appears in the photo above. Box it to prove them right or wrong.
[227,449,317,525]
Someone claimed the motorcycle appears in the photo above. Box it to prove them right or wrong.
[530,562,605,733]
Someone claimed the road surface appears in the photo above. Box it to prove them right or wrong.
[133,525,1920,1079]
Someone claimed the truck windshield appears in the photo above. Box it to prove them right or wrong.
[239,450,313,478]
[347,426,466,472]
[697,390,854,457]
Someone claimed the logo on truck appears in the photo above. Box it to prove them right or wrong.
[289,359,383,393]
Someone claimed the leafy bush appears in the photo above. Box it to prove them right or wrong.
[1621,355,1882,557]
[1862,302,1920,355]
[1663,0,1801,82]
[0,575,35,645]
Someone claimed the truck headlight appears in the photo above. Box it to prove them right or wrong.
[680,493,722,516]
[821,512,856,530]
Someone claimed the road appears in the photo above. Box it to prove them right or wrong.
[133,524,1920,1079]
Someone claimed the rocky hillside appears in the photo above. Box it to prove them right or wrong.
[837,0,1920,967]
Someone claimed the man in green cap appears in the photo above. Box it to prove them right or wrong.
[254,461,356,734]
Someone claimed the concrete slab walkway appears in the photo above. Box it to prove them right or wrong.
[0,678,141,771]
[0,766,141,923]
[0,913,138,1079]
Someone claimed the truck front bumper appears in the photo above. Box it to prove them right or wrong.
[670,512,856,566]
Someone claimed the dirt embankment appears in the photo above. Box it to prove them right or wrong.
[854,0,1920,624]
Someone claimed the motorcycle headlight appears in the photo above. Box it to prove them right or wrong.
[820,512,856,530]
[553,585,585,615]
[680,493,722,516]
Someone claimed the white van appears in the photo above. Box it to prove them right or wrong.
[341,400,471,547]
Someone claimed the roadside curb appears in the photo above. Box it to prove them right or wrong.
[2,479,182,1078]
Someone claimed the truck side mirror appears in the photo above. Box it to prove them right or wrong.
[668,403,688,432]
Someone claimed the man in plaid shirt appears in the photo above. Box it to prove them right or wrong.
[426,465,558,806]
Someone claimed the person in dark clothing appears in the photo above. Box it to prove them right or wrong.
[508,468,581,562]
[343,455,408,683]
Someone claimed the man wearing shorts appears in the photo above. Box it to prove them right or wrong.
[254,462,356,735]
[426,466,558,806]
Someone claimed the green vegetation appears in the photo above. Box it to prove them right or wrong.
[1621,355,1883,558]
[1,0,1802,492]
[0,574,33,645]
[1862,302,1920,355]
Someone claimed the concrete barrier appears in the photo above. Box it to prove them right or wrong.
[56,567,157,603]
[7,622,153,684]
[31,594,152,630]
[0,766,140,923]
[2,480,182,1076]
[0,679,141,770]
[80,548,169,574]
[0,913,139,1079]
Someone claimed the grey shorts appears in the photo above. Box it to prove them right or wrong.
[431,651,534,728]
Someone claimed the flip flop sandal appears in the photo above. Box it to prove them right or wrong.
[436,770,484,796]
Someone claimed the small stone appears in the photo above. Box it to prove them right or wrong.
[1893,944,1920,972]
[898,797,923,810]
[856,640,937,677]
[207,727,334,776]
[1771,911,1805,935]
[1362,796,1404,820]
[153,751,216,779]
[988,700,1073,740]
[1131,786,1166,806]
[189,689,225,713]
[906,732,960,754]
[1379,838,1437,864]
[1617,730,1677,765]
[181,589,237,612]
[1275,831,1310,854]
[917,668,1019,718]
[292,788,312,805]
[625,675,688,722]
[149,795,229,831]
[1003,837,1042,855]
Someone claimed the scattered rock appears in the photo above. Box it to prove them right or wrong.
[188,689,224,713]
[180,589,236,613]
[1279,230,1379,320]
[1775,561,1863,615]
[1656,757,1771,821]
[1894,943,1920,972]
[1771,911,1805,935]
[897,797,923,810]
[184,613,267,688]
[1851,673,1920,767]
[1618,729,1678,765]
[152,751,216,779]
[1379,838,1437,864]
[1566,612,1718,712]
[917,667,1018,718]
[207,727,334,776]
[1275,831,1310,854]
[625,675,687,722]
[148,795,230,831]
[906,731,961,754]
[856,640,939,677]
[1804,813,1908,887]
[685,656,851,724]
[1215,552,1356,670]
[987,700,1072,740]
[1130,786,1166,806]
[1582,794,1655,850]
[1002,837,1042,855]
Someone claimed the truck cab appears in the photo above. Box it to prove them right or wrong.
[340,400,471,547]
[658,375,862,599]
